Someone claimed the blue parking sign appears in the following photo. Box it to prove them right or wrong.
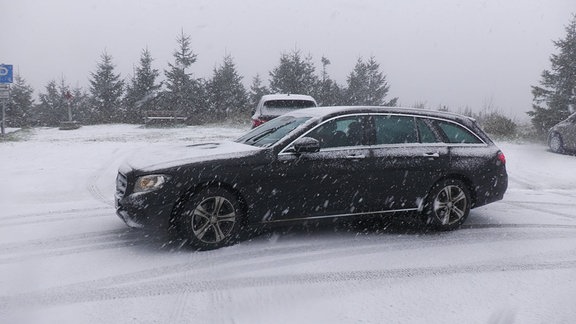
[0,65,13,83]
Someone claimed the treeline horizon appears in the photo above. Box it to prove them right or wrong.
[7,12,574,142]
[5,31,398,127]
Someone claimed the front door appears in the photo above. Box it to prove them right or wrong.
[267,115,373,222]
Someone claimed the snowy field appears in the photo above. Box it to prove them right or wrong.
[1,124,575,324]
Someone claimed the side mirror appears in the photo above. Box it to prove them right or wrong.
[292,137,320,153]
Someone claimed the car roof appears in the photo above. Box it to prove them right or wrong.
[287,106,476,124]
[261,94,316,101]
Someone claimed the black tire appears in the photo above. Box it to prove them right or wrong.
[549,133,564,154]
[176,187,243,250]
[422,179,471,231]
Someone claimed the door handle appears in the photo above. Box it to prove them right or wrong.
[423,152,440,158]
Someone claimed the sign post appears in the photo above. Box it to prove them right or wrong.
[0,85,9,136]
[0,64,14,136]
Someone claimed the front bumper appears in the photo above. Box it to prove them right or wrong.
[115,192,174,230]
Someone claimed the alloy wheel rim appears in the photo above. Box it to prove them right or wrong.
[433,185,467,225]
[191,196,237,244]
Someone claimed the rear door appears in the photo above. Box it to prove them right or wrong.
[366,115,449,211]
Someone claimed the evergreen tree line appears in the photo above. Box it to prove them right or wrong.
[5,31,397,127]
[9,12,575,134]
[529,14,576,135]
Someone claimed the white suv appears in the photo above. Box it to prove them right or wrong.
[251,94,317,128]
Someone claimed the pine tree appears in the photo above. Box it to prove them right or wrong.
[164,30,206,123]
[88,52,125,123]
[207,54,249,121]
[34,80,67,126]
[248,74,269,113]
[124,48,161,123]
[346,57,397,106]
[316,56,343,106]
[64,86,90,124]
[7,73,35,127]
[528,14,576,135]
[269,50,318,94]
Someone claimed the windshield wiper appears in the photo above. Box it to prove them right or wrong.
[245,127,278,145]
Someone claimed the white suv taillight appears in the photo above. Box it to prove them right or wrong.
[251,118,265,128]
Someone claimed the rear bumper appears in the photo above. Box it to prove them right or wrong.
[473,171,508,208]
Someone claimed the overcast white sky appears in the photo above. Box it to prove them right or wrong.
[2,0,576,119]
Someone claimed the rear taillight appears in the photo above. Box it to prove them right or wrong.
[497,151,506,165]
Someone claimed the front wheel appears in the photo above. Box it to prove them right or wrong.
[175,187,243,250]
[422,179,471,231]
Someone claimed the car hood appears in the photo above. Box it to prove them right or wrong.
[120,141,263,173]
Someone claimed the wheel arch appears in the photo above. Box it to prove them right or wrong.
[430,173,477,207]
[420,174,475,230]
[170,180,250,227]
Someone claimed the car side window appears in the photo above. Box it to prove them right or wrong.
[373,115,418,145]
[307,116,365,148]
[435,120,482,144]
[416,118,441,143]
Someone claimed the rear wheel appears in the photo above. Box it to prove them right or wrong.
[423,179,471,231]
[549,133,564,153]
[176,187,243,250]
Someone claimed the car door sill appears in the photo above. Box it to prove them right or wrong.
[262,208,419,224]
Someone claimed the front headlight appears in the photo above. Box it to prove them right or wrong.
[133,174,169,193]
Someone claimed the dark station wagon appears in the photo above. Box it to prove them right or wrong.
[115,106,508,250]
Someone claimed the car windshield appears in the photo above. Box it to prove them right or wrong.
[236,115,311,147]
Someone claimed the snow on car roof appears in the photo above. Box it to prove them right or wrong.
[286,106,476,122]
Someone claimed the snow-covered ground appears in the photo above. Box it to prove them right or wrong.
[1,125,575,324]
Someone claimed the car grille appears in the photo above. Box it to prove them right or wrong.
[116,172,128,197]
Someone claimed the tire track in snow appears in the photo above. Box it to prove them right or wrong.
[1,224,572,270]
[0,207,115,228]
[508,175,576,198]
[2,258,576,310]
[0,228,133,252]
[500,200,576,219]
[86,147,126,207]
[0,212,111,228]
[87,179,114,207]
[2,224,574,298]
[461,223,576,230]
[0,206,113,221]
[502,200,576,207]
[507,174,541,190]
[0,228,149,264]
[0,239,147,265]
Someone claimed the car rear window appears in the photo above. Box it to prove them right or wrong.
[435,120,483,144]
[263,100,316,109]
